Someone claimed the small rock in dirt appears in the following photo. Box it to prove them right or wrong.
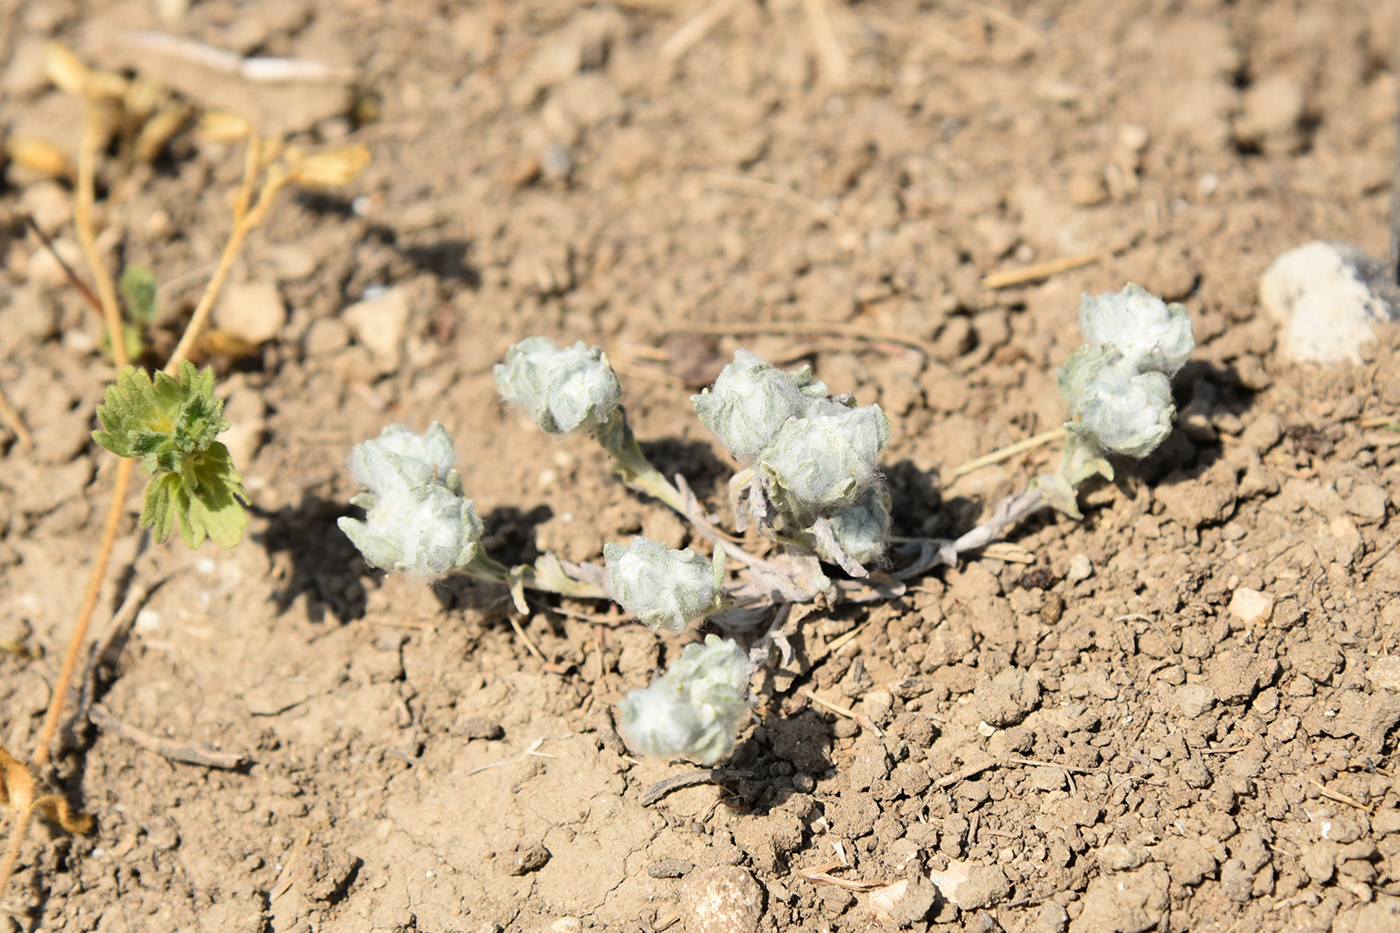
[1208,650,1275,704]
[1164,837,1217,887]
[1071,863,1168,933]
[1097,844,1148,872]
[1260,241,1400,364]
[292,843,359,902]
[1029,902,1070,933]
[864,871,938,927]
[303,317,351,357]
[1175,683,1216,719]
[1301,839,1340,885]
[679,865,764,933]
[848,739,892,791]
[1233,74,1306,153]
[343,287,411,372]
[1342,480,1389,524]
[647,858,694,879]
[505,843,550,876]
[20,179,73,235]
[1366,658,1400,694]
[214,280,287,345]
[1052,797,1101,828]
[861,689,894,725]
[1156,459,1238,529]
[975,668,1042,728]
[458,717,504,740]
[1066,553,1094,583]
[1227,588,1274,626]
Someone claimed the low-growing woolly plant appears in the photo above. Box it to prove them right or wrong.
[1040,284,1195,517]
[339,284,1194,766]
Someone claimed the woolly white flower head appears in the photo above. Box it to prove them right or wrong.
[758,398,890,517]
[692,350,830,463]
[604,537,725,633]
[339,423,484,578]
[495,337,622,435]
[618,635,749,765]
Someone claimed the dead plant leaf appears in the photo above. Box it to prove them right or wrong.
[0,746,92,834]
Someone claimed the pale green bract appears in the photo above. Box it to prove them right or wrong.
[1063,358,1174,459]
[340,485,484,577]
[604,536,724,633]
[758,398,890,516]
[692,350,830,463]
[349,422,458,496]
[495,337,622,436]
[826,485,893,565]
[617,635,749,765]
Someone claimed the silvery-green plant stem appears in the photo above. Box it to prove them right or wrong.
[594,411,822,600]
[457,550,608,607]
[592,408,688,514]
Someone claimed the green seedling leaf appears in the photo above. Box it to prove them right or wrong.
[93,361,250,548]
[99,322,145,364]
[119,264,160,324]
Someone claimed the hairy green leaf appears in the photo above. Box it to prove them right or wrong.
[94,362,250,549]
[119,264,160,324]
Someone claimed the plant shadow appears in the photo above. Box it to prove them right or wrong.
[255,496,373,624]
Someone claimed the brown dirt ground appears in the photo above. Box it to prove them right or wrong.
[4,1,1400,931]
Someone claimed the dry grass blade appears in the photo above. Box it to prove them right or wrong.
[981,250,1104,289]
[799,861,884,891]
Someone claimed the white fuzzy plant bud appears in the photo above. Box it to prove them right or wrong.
[1058,284,1195,463]
[1079,283,1194,376]
[617,635,749,765]
[757,398,890,517]
[339,423,485,578]
[495,337,622,435]
[604,536,725,633]
[692,350,830,463]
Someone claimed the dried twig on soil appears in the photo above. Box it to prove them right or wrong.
[1310,779,1372,813]
[115,30,354,83]
[981,250,1105,289]
[801,689,884,738]
[638,768,754,806]
[803,0,849,87]
[87,705,249,770]
[0,384,32,450]
[658,0,747,63]
[658,320,937,358]
[699,172,841,229]
[800,861,884,891]
[949,426,1067,478]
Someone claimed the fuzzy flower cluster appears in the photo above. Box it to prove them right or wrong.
[338,423,485,577]
[605,537,725,633]
[617,635,750,765]
[693,351,892,565]
[1059,284,1194,460]
[495,337,622,436]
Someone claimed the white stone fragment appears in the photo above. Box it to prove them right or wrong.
[1227,587,1275,626]
[1260,241,1400,364]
